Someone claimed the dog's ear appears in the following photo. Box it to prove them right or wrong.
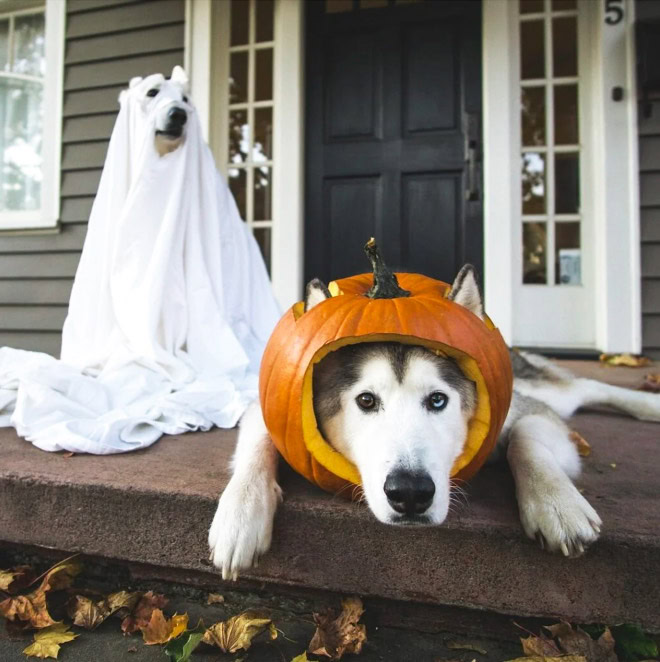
[170,65,189,91]
[447,264,485,320]
[129,76,143,89]
[304,278,331,312]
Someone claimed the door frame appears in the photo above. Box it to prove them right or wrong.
[187,0,641,352]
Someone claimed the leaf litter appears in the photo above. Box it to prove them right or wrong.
[308,596,367,660]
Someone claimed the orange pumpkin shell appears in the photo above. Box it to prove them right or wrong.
[259,272,513,497]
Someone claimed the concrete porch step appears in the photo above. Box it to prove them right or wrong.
[1,361,659,630]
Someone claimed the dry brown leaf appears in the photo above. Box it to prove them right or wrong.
[23,622,78,659]
[121,591,168,634]
[203,611,272,653]
[504,657,586,662]
[206,593,224,605]
[0,587,54,629]
[520,633,562,656]
[37,560,82,594]
[544,623,618,662]
[639,373,660,392]
[446,640,487,655]
[599,353,651,367]
[308,596,367,660]
[68,591,140,630]
[0,566,35,593]
[569,431,592,457]
[141,609,188,645]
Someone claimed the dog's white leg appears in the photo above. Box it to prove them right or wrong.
[208,400,282,580]
[570,378,660,422]
[507,414,602,556]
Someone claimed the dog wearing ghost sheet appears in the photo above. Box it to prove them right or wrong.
[208,262,660,580]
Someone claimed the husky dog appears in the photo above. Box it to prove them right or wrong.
[208,266,660,580]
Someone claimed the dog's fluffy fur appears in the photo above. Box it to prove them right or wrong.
[208,265,660,580]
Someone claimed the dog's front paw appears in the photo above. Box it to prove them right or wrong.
[518,478,602,557]
[208,477,282,580]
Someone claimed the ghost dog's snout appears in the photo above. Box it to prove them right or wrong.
[384,469,435,516]
[168,106,187,126]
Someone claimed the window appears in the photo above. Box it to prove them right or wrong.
[227,0,274,273]
[0,0,64,230]
[519,0,582,285]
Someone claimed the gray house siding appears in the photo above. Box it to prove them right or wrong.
[0,0,185,356]
[638,0,660,359]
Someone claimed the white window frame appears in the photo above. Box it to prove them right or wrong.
[185,0,304,311]
[483,0,641,352]
[0,0,65,231]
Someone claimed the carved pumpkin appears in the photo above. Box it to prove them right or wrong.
[259,240,513,496]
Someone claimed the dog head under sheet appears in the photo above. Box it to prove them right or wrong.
[120,65,191,156]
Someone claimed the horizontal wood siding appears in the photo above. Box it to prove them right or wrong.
[0,0,185,355]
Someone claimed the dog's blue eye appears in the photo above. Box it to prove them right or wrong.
[356,392,376,411]
[426,392,448,411]
[182,95,188,103]
[146,88,159,98]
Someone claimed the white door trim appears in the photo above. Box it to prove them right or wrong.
[482,0,641,352]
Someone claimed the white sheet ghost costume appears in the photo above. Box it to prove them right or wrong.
[0,67,281,453]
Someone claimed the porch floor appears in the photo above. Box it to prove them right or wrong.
[1,360,659,630]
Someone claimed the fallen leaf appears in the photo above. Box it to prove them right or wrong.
[61,452,75,458]
[37,560,82,593]
[269,622,278,640]
[308,596,367,660]
[520,633,562,656]
[121,591,168,634]
[610,623,659,661]
[504,657,586,662]
[165,623,206,662]
[0,566,35,593]
[206,593,224,605]
[141,609,188,645]
[23,622,78,659]
[291,653,309,662]
[203,611,272,653]
[446,639,487,655]
[0,587,55,629]
[599,353,651,367]
[639,373,660,393]
[127,647,137,653]
[544,622,618,662]
[68,591,141,630]
[569,431,592,457]
[610,463,617,469]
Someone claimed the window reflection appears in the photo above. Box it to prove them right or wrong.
[521,86,545,146]
[555,222,581,285]
[229,110,249,164]
[523,222,547,284]
[522,152,546,214]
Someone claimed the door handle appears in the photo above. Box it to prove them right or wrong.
[463,112,480,202]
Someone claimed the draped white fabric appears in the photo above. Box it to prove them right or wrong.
[0,70,280,454]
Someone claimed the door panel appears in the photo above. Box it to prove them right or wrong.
[305,0,482,285]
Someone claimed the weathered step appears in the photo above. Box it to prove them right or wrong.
[1,361,659,630]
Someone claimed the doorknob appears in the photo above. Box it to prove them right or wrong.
[463,112,480,202]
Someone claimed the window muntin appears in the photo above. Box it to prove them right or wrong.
[0,7,45,217]
[519,0,581,286]
[227,0,274,274]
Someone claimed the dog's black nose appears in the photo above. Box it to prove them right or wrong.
[167,106,187,126]
[384,470,435,516]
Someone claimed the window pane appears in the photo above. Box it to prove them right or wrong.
[255,48,273,101]
[555,152,579,213]
[253,227,272,274]
[555,222,581,285]
[522,86,545,146]
[254,107,272,161]
[254,165,271,220]
[228,168,247,219]
[554,84,578,144]
[520,20,544,80]
[523,222,547,284]
[520,0,543,12]
[552,17,577,77]
[326,0,353,12]
[230,51,248,104]
[0,78,43,211]
[552,0,576,10]
[0,20,8,71]
[256,0,274,42]
[13,13,45,77]
[522,152,546,214]
[229,109,249,164]
[231,0,249,46]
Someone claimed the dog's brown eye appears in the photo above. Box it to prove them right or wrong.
[146,88,159,98]
[426,391,448,412]
[356,392,376,411]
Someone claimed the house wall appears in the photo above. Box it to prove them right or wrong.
[637,0,660,359]
[0,0,185,356]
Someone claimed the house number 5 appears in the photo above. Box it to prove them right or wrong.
[605,0,624,25]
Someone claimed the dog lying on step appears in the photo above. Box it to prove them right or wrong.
[208,265,660,579]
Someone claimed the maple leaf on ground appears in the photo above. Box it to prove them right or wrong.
[68,591,141,630]
[0,566,35,594]
[569,431,592,457]
[308,596,367,660]
[505,657,586,662]
[599,353,651,367]
[164,622,206,662]
[203,611,272,653]
[520,632,563,656]
[23,622,78,659]
[290,653,309,662]
[140,610,188,645]
[206,593,224,605]
[544,622,618,662]
[121,591,168,634]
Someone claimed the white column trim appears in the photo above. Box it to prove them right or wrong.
[184,0,212,144]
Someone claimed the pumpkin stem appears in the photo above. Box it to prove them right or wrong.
[364,237,411,299]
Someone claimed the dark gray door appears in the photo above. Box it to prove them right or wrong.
[305,0,483,285]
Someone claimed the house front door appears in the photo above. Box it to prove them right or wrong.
[304,0,483,285]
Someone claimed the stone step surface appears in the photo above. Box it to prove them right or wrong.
[1,361,659,630]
